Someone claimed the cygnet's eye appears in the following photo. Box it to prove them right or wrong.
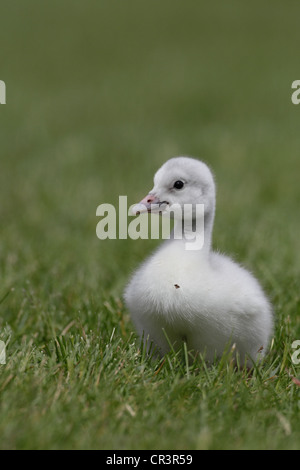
[173,180,184,190]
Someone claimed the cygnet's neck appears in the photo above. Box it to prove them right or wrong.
[170,207,215,256]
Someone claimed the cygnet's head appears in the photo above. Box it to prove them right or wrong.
[133,156,216,221]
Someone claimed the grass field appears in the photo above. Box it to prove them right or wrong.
[0,1,300,450]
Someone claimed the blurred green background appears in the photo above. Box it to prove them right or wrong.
[0,0,300,450]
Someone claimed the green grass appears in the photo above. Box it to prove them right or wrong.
[0,0,300,450]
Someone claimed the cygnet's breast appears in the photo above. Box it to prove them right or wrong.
[126,242,211,325]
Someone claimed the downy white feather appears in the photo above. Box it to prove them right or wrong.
[124,157,273,366]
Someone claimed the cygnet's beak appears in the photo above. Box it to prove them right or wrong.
[131,193,168,215]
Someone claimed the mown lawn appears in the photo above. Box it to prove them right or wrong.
[0,0,299,450]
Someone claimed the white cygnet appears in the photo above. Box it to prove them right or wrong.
[124,156,273,366]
